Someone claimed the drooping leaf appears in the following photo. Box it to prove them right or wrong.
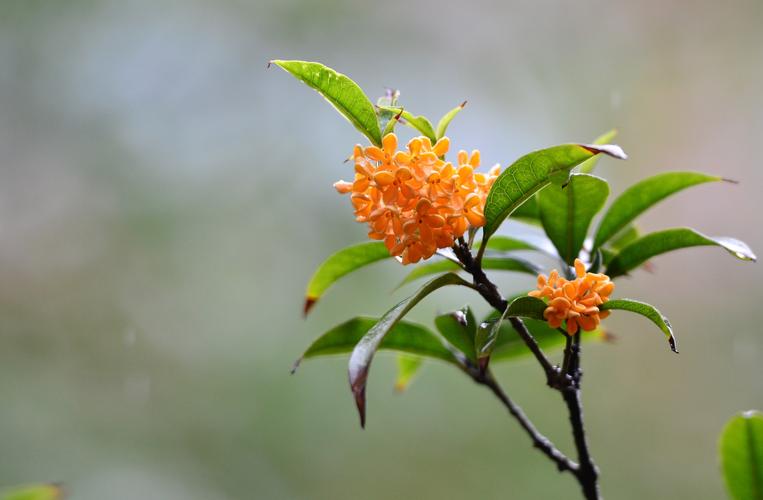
[293,317,458,372]
[719,410,763,500]
[594,171,727,249]
[600,298,677,352]
[1,484,62,500]
[482,143,627,240]
[606,228,756,278]
[349,273,471,426]
[398,256,540,287]
[304,242,391,315]
[577,129,618,174]
[435,101,467,140]
[539,173,610,264]
[378,106,437,143]
[271,60,382,146]
[435,306,477,362]
[394,354,424,392]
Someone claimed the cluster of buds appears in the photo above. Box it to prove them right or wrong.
[529,259,615,335]
[334,133,500,264]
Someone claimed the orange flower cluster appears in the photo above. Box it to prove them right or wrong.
[334,133,500,264]
[529,259,615,335]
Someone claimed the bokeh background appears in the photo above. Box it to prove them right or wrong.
[1,1,762,498]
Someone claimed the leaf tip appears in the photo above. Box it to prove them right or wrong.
[669,336,679,354]
[721,177,740,184]
[290,356,303,374]
[460,100,468,108]
[303,297,318,316]
[352,381,367,428]
[582,143,628,160]
[350,366,368,428]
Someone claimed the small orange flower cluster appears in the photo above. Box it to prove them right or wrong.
[334,133,500,264]
[529,259,615,335]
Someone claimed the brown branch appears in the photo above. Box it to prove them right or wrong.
[452,239,601,499]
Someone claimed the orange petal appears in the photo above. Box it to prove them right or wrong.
[574,259,586,278]
[334,180,353,194]
[382,133,398,153]
[433,137,450,156]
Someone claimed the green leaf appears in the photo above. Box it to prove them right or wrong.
[483,235,544,253]
[435,101,467,140]
[394,354,424,392]
[482,143,626,240]
[600,298,677,352]
[719,410,763,500]
[606,228,756,278]
[504,295,548,321]
[539,173,610,264]
[349,273,471,426]
[594,171,727,249]
[510,195,541,223]
[1,484,62,500]
[435,306,477,362]
[398,256,540,287]
[293,316,458,370]
[378,106,437,143]
[304,242,391,315]
[271,60,382,146]
[608,224,641,251]
[577,129,618,174]
[475,296,556,361]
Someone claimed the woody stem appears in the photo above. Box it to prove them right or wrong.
[452,238,600,500]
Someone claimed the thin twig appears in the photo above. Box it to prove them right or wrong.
[452,237,601,499]
[475,369,579,474]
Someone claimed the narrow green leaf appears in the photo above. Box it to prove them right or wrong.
[2,484,62,500]
[600,298,677,352]
[475,296,553,361]
[294,316,457,370]
[349,273,471,426]
[577,129,618,174]
[378,106,437,143]
[435,306,477,362]
[394,354,424,392]
[304,242,390,315]
[435,101,467,140]
[271,60,382,146]
[608,224,641,251]
[606,228,756,278]
[720,410,763,500]
[483,143,627,240]
[483,235,543,253]
[539,173,610,264]
[594,171,727,249]
[475,317,502,361]
[398,256,540,287]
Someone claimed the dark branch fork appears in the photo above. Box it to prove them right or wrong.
[452,237,601,500]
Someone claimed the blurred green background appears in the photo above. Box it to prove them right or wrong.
[1,1,762,498]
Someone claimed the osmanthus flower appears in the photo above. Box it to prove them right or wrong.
[333,132,501,264]
[529,259,615,335]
